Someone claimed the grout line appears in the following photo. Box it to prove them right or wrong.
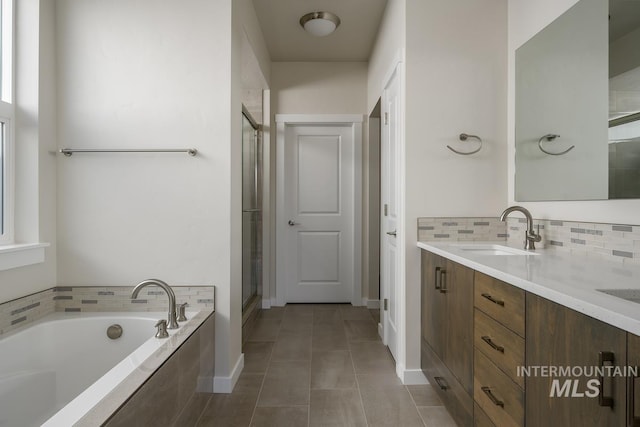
[406,385,428,427]
[351,340,369,426]
[345,306,371,427]
[193,394,213,426]
[247,313,280,426]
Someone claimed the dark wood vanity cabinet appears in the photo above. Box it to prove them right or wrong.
[421,248,640,427]
[628,334,640,427]
[422,251,446,357]
[526,293,627,427]
[421,250,474,426]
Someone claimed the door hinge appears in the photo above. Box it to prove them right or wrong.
[384,204,388,216]
[384,299,388,311]
[384,112,389,125]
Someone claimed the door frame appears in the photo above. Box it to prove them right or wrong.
[275,114,363,307]
[378,58,406,379]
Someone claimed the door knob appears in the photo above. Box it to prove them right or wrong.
[386,230,397,236]
[288,220,299,226]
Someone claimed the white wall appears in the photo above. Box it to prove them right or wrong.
[367,0,406,114]
[403,0,508,373]
[231,0,271,387]
[0,0,57,304]
[55,0,269,391]
[366,0,507,379]
[508,0,640,225]
[271,62,368,115]
[56,0,232,285]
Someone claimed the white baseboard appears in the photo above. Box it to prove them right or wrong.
[377,322,383,340]
[213,353,245,393]
[399,368,428,385]
[364,299,380,309]
[262,299,271,309]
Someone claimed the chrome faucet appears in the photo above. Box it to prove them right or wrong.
[131,279,179,329]
[499,206,542,250]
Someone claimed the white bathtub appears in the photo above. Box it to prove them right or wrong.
[0,311,198,427]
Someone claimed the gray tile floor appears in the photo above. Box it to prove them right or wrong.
[196,304,457,427]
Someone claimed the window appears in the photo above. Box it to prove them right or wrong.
[0,0,13,244]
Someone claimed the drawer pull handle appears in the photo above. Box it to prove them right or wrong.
[481,293,504,306]
[481,336,505,353]
[598,351,615,408]
[440,270,447,294]
[434,376,449,390]
[481,386,504,408]
[435,267,441,290]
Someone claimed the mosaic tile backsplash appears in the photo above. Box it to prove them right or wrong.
[417,216,640,266]
[417,217,508,242]
[506,218,640,265]
[0,285,214,337]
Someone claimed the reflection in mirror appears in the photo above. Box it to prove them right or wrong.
[515,0,640,201]
[609,0,640,199]
[515,0,609,201]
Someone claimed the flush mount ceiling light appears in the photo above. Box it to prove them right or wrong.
[299,11,341,37]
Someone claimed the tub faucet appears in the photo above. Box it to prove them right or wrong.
[131,279,179,329]
[499,206,541,250]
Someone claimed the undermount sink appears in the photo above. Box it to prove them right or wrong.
[597,289,640,304]
[453,244,539,256]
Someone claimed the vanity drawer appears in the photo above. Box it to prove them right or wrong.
[474,309,524,388]
[474,272,525,337]
[474,349,524,427]
[421,339,473,427]
[474,403,496,427]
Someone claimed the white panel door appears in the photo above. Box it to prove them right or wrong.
[283,124,354,303]
[381,69,400,361]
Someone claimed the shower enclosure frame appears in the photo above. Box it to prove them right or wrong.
[241,106,262,314]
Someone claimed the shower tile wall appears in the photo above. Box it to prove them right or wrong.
[0,285,215,337]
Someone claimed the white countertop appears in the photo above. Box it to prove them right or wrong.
[417,241,640,336]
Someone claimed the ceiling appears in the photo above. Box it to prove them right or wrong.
[252,0,388,62]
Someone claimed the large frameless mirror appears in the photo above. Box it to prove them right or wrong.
[515,0,640,201]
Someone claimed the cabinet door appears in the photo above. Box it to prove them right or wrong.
[444,259,474,394]
[526,293,627,427]
[421,251,446,358]
[628,333,640,427]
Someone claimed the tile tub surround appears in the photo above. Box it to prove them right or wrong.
[81,310,215,427]
[506,217,640,265]
[54,285,215,312]
[0,288,55,336]
[0,285,214,337]
[417,217,508,242]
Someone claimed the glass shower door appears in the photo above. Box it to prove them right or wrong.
[242,112,262,311]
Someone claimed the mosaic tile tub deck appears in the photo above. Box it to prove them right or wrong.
[418,216,640,266]
[0,285,215,337]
